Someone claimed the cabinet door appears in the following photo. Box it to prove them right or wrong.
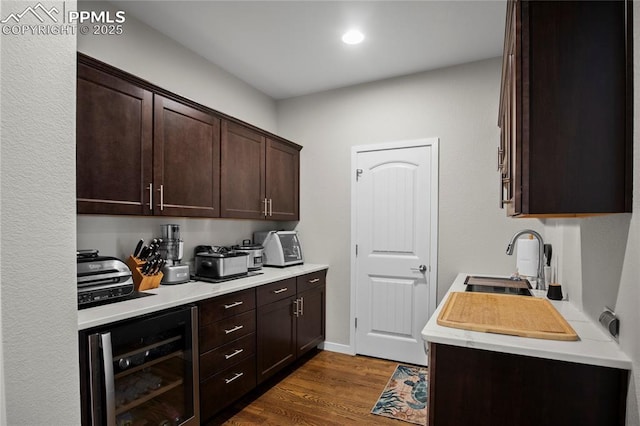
[498,0,631,217]
[265,139,300,221]
[77,63,153,215]
[296,284,325,357]
[220,121,266,219]
[498,0,518,216]
[428,343,627,426]
[256,296,296,384]
[200,355,256,422]
[296,271,326,357]
[153,95,221,217]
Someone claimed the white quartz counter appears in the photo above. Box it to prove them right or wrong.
[421,273,631,370]
[78,264,328,330]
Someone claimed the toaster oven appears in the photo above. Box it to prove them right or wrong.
[253,230,304,267]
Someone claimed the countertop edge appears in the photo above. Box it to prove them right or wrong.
[78,264,328,330]
[421,273,632,371]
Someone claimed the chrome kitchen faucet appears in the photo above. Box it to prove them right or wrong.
[506,229,546,291]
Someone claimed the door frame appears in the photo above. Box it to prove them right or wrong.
[349,138,439,356]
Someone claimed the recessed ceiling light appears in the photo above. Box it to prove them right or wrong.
[342,29,365,45]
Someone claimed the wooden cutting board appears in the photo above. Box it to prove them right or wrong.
[437,292,578,341]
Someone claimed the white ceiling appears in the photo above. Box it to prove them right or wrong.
[109,1,506,100]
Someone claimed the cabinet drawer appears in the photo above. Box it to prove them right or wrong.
[200,355,256,421]
[200,333,255,380]
[296,270,327,292]
[257,278,296,306]
[200,310,256,353]
[198,288,256,326]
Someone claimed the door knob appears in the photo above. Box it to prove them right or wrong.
[411,265,427,273]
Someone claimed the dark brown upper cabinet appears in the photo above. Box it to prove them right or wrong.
[76,54,301,220]
[498,0,633,217]
[76,63,153,215]
[266,138,300,221]
[153,96,220,217]
[220,121,266,219]
[221,121,300,221]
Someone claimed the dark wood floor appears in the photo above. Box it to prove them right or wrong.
[207,350,404,425]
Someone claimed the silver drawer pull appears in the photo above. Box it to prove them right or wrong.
[308,278,320,283]
[224,301,243,309]
[224,348,244,360]
[224,325,244,334]
[272,287,288,294]
[225,372,244,384]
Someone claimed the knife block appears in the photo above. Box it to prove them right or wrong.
[126,255,163,291]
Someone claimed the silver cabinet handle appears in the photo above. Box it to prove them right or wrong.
[263,198,268,216]
[300,297,304,316]
[293,299,299,317]
[224,372,244,384]
[224,301,243,309]
[268,198,273,216]
[158,184,164,211]
[224,325,244,335]
[272,287,288,294]
[497,147,505,172]
[308,278,320,284]
[147,183,153,211]
[224,348,244,360]
[411,265,427,273]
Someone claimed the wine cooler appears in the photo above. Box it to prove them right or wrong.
[79,306,199,426]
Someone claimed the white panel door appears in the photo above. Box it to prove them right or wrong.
[354,141,437,365]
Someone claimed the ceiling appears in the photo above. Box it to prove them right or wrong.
[109,1,507,100]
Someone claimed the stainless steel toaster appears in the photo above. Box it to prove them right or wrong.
[253,230,304,267]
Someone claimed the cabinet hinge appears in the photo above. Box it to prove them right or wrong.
[356,169,363,181]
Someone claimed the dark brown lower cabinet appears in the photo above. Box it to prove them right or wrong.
[257,271,327,384]
[256,281,297,384]
[428,343,628,426]
[296,272,326,356]
[198,289,257,422]
[198,270,327,423]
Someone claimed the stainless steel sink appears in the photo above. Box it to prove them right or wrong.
[464,275,533,297]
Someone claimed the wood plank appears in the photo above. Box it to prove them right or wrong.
[437,292,578,341]
[207,350,402,425]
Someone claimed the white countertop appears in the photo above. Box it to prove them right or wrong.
[421,273,632,370]
[78,264,328,330]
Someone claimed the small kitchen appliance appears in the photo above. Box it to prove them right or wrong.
[253,230,304,267]
[193,245,249,280]
[232,239,264,271]
[159,224,190,285]
[77,250,134,308]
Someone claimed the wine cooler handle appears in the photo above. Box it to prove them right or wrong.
[89,332,116,426]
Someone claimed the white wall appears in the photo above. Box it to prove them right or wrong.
[276,58,544,346]
[78,0,277,133]
[76,1,287,259]
[543,8,640,425]
[0,1,5,422]
[0,1,79,423]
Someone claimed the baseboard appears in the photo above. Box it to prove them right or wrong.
[319,341,355,355]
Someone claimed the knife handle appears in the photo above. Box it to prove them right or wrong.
[133,239,144,258]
